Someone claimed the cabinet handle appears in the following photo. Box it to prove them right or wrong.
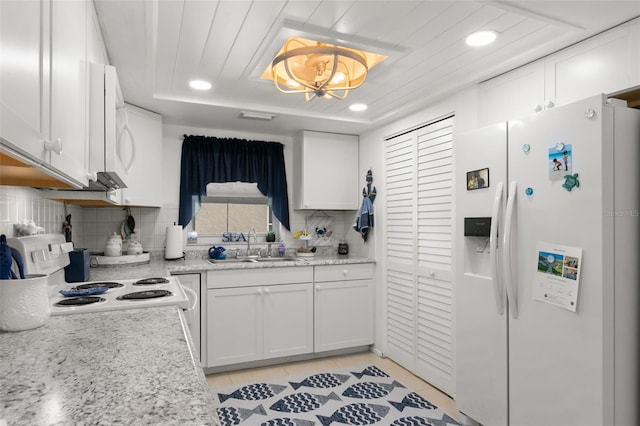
[44,138,63,155]
[264,288,270,294]
[343,270,348,275]
[315,285,322,291]
[256,289,263,295]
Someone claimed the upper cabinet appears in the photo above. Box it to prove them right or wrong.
[292,130,359,210]
[120,104,163,207]
[0,0,89,188]
[48,0,88,187]
[479,18,640,126]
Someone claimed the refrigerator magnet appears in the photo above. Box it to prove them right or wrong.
[548,144,572,180]
[466,168,489,190]
[533,242,582,312]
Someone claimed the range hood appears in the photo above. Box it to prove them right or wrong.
[40,187,122,206]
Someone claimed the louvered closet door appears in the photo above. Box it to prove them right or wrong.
[415,118,455,395]
[384,116,455,397]
[384,131,417,368]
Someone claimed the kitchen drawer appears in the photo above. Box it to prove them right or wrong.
[207,266,313,289]
[314,263,374,283]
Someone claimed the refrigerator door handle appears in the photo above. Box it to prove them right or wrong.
[503,181,519,319]
[490,181,505,315]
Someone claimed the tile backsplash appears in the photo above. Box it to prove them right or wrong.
[0,186,83,238]
[0,186,177,253]
[78,206,178,253]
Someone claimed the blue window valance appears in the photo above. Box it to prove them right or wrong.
[178,135,290,230]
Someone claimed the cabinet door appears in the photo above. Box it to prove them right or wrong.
[545,22,636,107]
[262,283,314,359]
[294,131,359,210]
[120,104,163,207]
[314,279,374,352]
[207,287,262,367]
[49,0,88,187]
[0,0,49,161]
[477,60,545,126]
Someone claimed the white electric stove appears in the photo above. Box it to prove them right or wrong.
[7,234,190,316]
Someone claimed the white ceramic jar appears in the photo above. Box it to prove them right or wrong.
[128,240,143,255]
[104,233,122,257]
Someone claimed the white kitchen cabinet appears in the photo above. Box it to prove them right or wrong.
[314,264,374,352]
[544,20,640,108]
[0,0,89,188]
[1,0,51,165]
[174,273,202,361]
[48,0,88,187]
[293,130,359,210]
[87,2,109,66]
[120,104,163,207]
[478,61,546,126]
[478,18,640,126]
[206,267,314,368]
[207,283,313,367]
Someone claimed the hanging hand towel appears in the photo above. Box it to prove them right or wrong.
[354,196,374,241]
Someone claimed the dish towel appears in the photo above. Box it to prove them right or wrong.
[354,196,374,241]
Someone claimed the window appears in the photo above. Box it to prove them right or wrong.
[194,199,272,235]
[193,182,273,236]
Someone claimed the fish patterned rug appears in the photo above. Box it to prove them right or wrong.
[211,364,459,426]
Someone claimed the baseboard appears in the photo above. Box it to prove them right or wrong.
[203,345,373,375]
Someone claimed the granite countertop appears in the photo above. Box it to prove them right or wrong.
[88,253,375,281]
[0,306,218,425]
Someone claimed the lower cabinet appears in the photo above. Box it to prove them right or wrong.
[314,264,374,352]
[204,263,374,369]
[206,267,314,368]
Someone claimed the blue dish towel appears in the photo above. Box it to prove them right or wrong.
[354,197,374,241]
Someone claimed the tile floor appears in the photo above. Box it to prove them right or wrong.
[206,351,459,421]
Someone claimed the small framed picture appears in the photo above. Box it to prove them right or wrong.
[467,168,489,190]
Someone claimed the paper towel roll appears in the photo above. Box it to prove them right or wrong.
[165,224,184,259]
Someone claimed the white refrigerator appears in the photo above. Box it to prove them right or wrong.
[454,94,639,426]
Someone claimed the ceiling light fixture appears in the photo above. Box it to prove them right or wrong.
[349,103,368,112]
[264,36,387,101]
[189,80,212,90]
[465,30,498,47]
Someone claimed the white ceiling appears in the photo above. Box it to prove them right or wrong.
[94,0,640,136]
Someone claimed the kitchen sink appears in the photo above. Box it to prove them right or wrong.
[207,257,256,264]
[255,257,303,262]
[207,256,303,264]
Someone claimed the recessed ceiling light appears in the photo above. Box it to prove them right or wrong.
[349,103,368,112]
[189,80,212,90]
[465,30,498,47]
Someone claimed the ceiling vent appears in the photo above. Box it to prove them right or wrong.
[238,111,277,121]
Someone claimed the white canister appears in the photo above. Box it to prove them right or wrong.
[128,240,143,255]
[0,274,50,331]
[104,232,122,257]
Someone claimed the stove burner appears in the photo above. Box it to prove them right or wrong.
[56,296,107,306]
[133,277,170,285]
[73,282,124,290]
[117,290,172,300]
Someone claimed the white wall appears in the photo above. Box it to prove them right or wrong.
[358,87,479,356]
